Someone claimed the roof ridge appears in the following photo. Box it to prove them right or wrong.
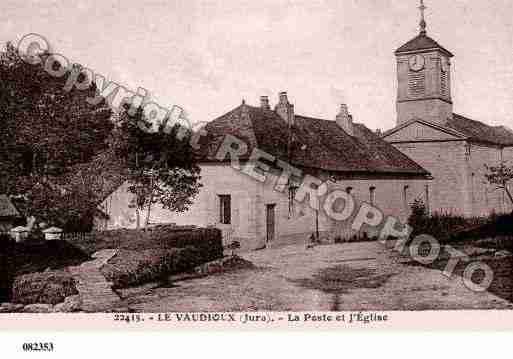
[199,102,430,176]
[452,112,496,128]
[395,33,453,57]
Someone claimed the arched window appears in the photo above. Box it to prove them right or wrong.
[369,186,376,205]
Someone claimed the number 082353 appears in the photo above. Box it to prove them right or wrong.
[22,342,55,352]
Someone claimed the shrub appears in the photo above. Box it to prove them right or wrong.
[12,269,78,305]
[450,213,513,242]
[0,238,89,302]
[0,234,15,302]
[74,226,223,264]
[407,198,500,243]
[9,240,90,276]
[100,246,203,288]
[70,226,223,289]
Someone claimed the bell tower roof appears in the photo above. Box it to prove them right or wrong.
[395,33,453,57]
[395,0,453,57]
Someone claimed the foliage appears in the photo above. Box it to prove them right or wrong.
[0,42,113,183]
[90,227,223,289]
[112,105,202,228]
[407,198,488,243]
[71,225,224,263]
[449,213,513,241]
[485,162,513,207]
[0,238,90,276]
[100,246,202,288]
[12,269,78,305]
[407,198,428,235]
[0,41,113,228]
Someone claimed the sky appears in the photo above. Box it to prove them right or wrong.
[2,0,513,131]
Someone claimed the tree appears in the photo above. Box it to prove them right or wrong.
[0,41,113,228]
[0,42,113,192]
[485,162,513,208]
[113,105,202,228]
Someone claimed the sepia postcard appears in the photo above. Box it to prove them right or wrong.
[1,0,513,338]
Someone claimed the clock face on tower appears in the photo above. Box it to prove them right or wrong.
[408,54,425,72]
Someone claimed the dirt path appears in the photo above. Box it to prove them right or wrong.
[122,242,513,312]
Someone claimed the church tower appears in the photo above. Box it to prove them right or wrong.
[395,0,454,126]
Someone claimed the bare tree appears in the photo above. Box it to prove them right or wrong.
[485,162,513,207]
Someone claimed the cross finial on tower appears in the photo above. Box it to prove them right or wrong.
[419,0,427,35]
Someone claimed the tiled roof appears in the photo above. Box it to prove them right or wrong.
[383,114,513,147]
[395,33,453,57]
[447,114,513,146]
[0,194,21,218]
[197,104,429,176]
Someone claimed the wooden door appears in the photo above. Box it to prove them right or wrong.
[266,204,276,244]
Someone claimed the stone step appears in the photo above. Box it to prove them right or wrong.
[68,249,121,312]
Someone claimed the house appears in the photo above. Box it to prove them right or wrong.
[97,93,431,250]
[0,195,23,234]
[382,5,513,217]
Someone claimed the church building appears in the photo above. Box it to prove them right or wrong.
[382,0,513,217]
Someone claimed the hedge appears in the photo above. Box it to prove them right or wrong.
[12,269,78,305]
[73,226,223,264]
[100,246,204,288]
[408,199,513,244]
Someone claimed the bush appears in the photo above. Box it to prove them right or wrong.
[100,246,203,288]
[7,240,90,276]
[0,238,89,302]
[12,269,78,305]
[407,198,503,243]
[450,213,513,242]
[0,234,15,302]
[75,226,223,264]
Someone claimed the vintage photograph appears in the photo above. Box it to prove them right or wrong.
[0,0,512,317]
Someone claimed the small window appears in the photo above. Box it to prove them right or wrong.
[288,186,298,217]
[415,126,423,139]
[403,185,410,211]
[424,185,430,214]
[369,186,376,205]
[218,195,231,224]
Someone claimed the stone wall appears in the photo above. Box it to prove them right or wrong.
[97,164,431,250]
[391,140,512,217]
[392,141,469,215]
[466,144,507,216]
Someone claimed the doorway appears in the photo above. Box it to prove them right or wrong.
[266,204,276,245]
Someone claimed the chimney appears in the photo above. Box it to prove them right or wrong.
[275,92,294,126]
[260,96,270,110]
[336,104,353,136]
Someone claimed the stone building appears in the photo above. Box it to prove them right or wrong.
[382,3,513,217]
[98,93,431,250]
